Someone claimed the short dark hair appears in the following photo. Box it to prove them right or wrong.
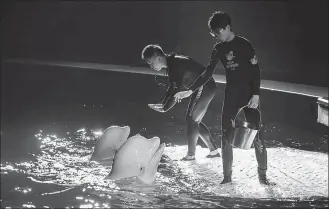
[208,11,231,31]
[141,44,165,61]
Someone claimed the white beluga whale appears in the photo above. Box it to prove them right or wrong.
[90,125,166,184]
[90,126,131,164]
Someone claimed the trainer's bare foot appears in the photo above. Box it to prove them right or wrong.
[220,170,232,184]
[220,177,232,184]
[259,176,276,186]
[258,168,276,186]
[220,172,232,184]
[180,154,195,161]
[206,149,221,158]
[206,153,221,158]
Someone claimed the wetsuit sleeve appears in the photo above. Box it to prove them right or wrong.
[188,45,221,92]
[246,43,260,95]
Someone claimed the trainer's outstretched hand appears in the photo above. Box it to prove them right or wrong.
[148,104,165,113]
[148,104,163,109]
[174,90,193,103]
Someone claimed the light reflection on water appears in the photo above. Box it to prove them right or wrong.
[1,128,328,208]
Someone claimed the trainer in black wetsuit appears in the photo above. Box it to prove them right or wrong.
[162,53,220,159]
[189,35,267,181]
[141,44,220,160]
[174,11,273,185]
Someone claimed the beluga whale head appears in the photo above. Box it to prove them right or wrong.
[90,125,166,184]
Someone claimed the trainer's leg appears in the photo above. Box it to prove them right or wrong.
[182,90,200,160]
[195,81,219,154]
[199,122,218,153]
[220,101,239,184]
[182,81,218,160]
[244,106,273,185]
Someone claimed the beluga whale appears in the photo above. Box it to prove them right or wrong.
[90,125,166,184]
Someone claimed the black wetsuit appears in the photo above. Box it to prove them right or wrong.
[160,53,218,155]
[189,35,267,180]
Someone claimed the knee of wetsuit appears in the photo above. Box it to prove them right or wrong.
[186,115,200,124]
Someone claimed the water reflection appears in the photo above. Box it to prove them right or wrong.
[1,127,328,208]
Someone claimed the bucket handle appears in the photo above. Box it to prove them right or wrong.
[233,105,262,128]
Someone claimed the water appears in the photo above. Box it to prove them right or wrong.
[1,127,328,208]
[1,62,328,208]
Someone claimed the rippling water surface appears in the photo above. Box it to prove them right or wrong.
[1,127,328,208]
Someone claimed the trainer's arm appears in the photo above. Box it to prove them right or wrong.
[247,44,260,96]
[188,45,221,92]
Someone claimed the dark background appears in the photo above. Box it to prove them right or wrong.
[1,0,328,86]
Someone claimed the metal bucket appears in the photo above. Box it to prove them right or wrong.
[232,105,261,150]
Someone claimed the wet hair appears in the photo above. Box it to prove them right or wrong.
[208,11,231,31]
[141,44,168,87]
[141,44,165,61]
